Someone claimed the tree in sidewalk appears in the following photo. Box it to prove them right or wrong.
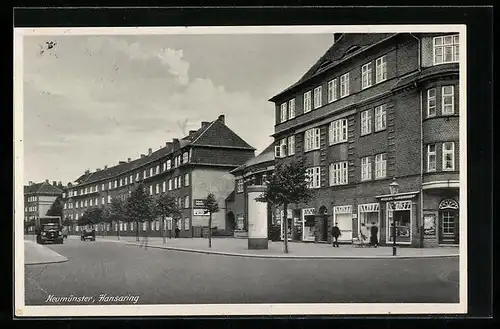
[155,192,181,245]
[255,159,313,253]
[203,193,220,248]
[107,197,127,240]
[124,183,155,242]
[46,196,64,218]
[78,207,104,229]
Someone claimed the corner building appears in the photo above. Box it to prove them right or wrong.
[24,180,64,233]
[269,33,460,247]
[62,115,255,237]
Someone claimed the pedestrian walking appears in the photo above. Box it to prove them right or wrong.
[175,227,180,238]
[331,222,341,247]
[370,222,379,247]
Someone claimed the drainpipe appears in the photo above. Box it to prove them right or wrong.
[410,33,424,248]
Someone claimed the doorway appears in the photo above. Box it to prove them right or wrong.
[438,199,459,245]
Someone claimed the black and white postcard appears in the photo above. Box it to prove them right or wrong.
[14,24,467,317]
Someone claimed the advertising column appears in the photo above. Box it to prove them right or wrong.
[246,185,268,249]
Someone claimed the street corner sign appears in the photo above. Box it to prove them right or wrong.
[193,208,209,216]
[194,199,206,207]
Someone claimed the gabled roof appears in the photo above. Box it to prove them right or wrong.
[73,115,255,186]
[231,142,275,174]
[192,120,255,150]
[269,33,397,102]
[24,182,63,195]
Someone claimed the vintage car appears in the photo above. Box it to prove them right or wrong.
[80,228,96,241]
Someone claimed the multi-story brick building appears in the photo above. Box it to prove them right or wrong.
[269,33,460,247]
[225,143,275,237]
[24,180,63,233]
[62,114,255,237]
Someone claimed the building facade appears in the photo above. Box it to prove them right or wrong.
[269,33,460,247]
[24,180,64,233]
[225,143,275,238]
[62,115,255,237]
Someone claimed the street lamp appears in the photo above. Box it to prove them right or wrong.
[389,178,400,256]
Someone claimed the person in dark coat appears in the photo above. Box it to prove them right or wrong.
[175,227,180,238]
[370,222,379,247]
[331,223,341,247]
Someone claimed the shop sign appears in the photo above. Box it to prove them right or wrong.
[333,205,352,214]
[389,201,412,211]
[302,208,315,216]
[194,199,206,207]
[379,192,418,202]
[193,209,209,216]
[424,214,436,236]
[359,203,379,213]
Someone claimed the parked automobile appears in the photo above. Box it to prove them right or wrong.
[80,228,96,241]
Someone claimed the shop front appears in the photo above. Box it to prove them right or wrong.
[302,208,316,242]
[386,200,413,245]
[357,203,381,244]
[333,205,354,243]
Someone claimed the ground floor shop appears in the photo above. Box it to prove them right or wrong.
[275,186,460,248]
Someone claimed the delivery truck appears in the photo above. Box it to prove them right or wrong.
[35,216,64,244]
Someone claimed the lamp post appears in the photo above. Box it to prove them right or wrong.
[389,178,400,256]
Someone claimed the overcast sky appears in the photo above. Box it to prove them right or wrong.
[22,33,333,185]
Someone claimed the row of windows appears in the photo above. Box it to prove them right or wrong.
[66,152,191,198]
[426,85,457,117]
[303,142,456,189]
[276,107,387,157]
[64,174,190,209]
[26,196,38,202]
[279,54,387,123]
[68,217,191,232]
[235,173,269,193]
[25,205,38,212]
[278,34,460,124]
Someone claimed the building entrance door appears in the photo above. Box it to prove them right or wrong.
[438,199,459,245]
[439,210,459,244]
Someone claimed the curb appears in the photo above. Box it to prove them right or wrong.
[106,240,459,260]
[25,258,69,266]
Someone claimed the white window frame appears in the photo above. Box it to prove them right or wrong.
[306,167,321,189]
[374,104,387,132]
[304,128,321,152]
[361,156,372,181]
[184,173,189,186]
[167,160,171,170]
[162,181,166,193]
[280,103,287,123]
[287,135,295,156]
[361,62,372,89]
[375,153,387,179]
[114,180,117,188]
[328,118,348,145]
[442,85,455,115]
[156,184,160,194]
[433,34,459,65]
[327,78,338,103]
[288,99,295,119]
[375,55,387,83]
[427,88,437,117]
[442,142,455,171]
[108,182,112,189]
[185,196,190,209]
[168,179,172,191]
[340,73,350,98]
[303,91,312,113]
[427,144,437,172]
[107,195,111,204]
[361,109,373,135]
[329,161,348,186]
[313,86,322,109]
[150,168,154,177]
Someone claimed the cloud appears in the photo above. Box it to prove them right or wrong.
[157,48,190,85]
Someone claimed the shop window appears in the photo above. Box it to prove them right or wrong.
[386,201,412,244]
[358,203,380,242]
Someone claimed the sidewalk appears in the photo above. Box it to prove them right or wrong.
[24,240,68,265]
[90,235,460,259]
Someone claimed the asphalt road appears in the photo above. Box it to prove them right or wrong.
[25,238,460,305]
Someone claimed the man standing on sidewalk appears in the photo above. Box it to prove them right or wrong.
[331,223,341,247]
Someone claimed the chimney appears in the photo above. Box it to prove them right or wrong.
[141,154,145,158]
[96,168,101,171]
[165,142,173,149]
[218,114,225,124]
[127,158,131,163]
[201,121,210,129]
[45,179,49,183]
[189,130,197,137]
[148,148,152,155]
[67,182,72,187]
[28,181,33,186]
[52,181,57,186]
[85,169,90,175]
[119,161,126,165]
[104,165,108,169]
